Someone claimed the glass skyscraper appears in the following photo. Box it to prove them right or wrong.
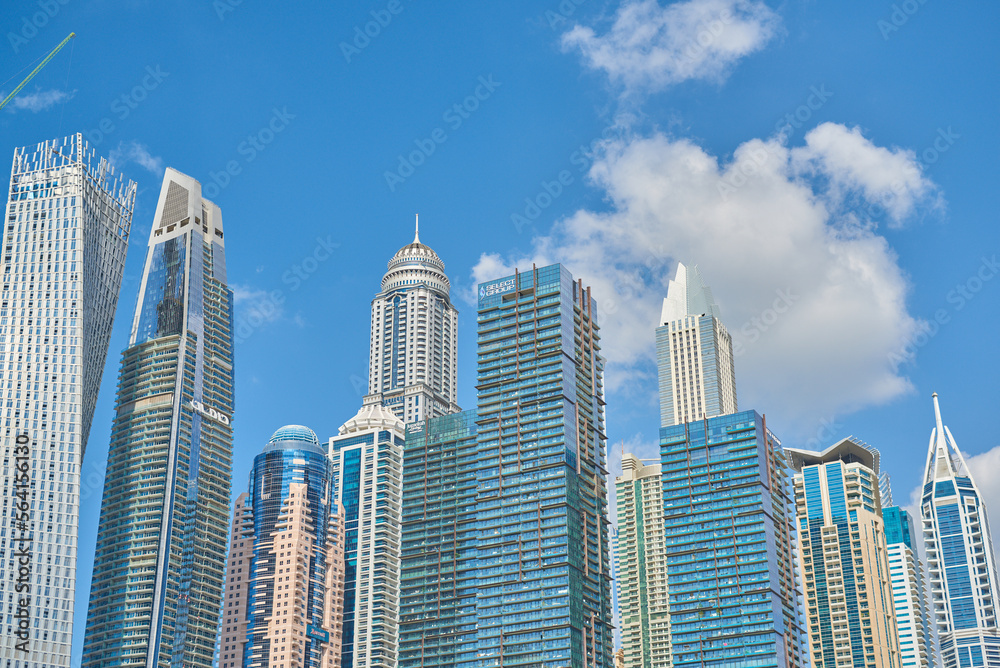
[921,394,1000,668]
[660,410,805,668]
[329,403,407,668]
[82,168,235,668]
[218,425,345,668]
[883,506,935,667]
[366,219,459,423]
[656,263,736,427]
[475,263,612,667]
[786,438,901,668]
[0,134,134,667]
[616,454,670,668]
[398,410,479,668]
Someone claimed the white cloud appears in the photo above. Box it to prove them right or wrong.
[470,123,941,434]
[232,284,284,325]
[791,123,941,226]
[3,88,75,113]
[562,0,780,96]
[109,140,163,175]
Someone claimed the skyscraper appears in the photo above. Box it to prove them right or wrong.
[218,425,345,668]
[0,134,134,667]
[329,402,406,668]
[475,263,612,667]
[656,262,736,427]
[883,505,935,667]
[398,410,479,668]
[82,168,235,668]
[660,410,805,668]
[616,454,670,668]
[786,438,901,668]
[921,394,1000,668]
[366,218,459,424]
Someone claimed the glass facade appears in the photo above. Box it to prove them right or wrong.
[883,506,935,668]
[788,440,901,668]
[922,396,1000,668]
[920,394,1000,668]
[217,426,345,668]
[399,410,479,668]
[660,410,805,668]
[329,405,406,668]
[0,134,135,668]
[82,169,234,668]
[475,263,612,668]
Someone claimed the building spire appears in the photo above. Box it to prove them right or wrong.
[932,392,944,438]
[414,213,420,244]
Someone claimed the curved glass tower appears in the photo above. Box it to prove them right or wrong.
[366,218,459,423]
[82,168,235,668]
[218,426,345,668]
[922,393,1000,668]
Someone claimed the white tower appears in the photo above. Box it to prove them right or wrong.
[365,216,459,423]
[0,134,134,667]
[922,393,1000,668]
[656,262,737,427]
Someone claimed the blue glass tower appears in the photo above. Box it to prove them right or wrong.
[922,394,1000,668]
[475,264,612,668]
[83,168,234,668]
[399,410,479,668]
[660,410,805,668]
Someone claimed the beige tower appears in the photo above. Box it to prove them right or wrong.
[787,438,902,668]
[616,453,671,667]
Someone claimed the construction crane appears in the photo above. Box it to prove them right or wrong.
[0,32,75,112]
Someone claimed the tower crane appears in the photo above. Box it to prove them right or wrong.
[0,32,75,112]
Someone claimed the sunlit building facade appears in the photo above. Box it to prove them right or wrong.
[656,263,736,427]
[329,403,406,668]
[660,410,805,668]
[616,454,670,667]
[82,168,234,668]
[0,134,134,667]
[366,219,459,424]
[398,410,478,668]
[474,264,613,667]
[787,438,901,668]
[218,425,345,668]
[921,394,1000,668]
[883,506,935,667]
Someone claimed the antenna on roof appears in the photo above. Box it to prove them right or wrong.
[414,213,420,244]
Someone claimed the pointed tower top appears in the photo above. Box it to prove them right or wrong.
[660,262,722,324]
[414,213,420,244]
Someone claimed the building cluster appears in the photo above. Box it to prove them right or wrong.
[0,134,995,668]
[617,261,1000,668]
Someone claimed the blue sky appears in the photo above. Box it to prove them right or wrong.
[1,0,998,661]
